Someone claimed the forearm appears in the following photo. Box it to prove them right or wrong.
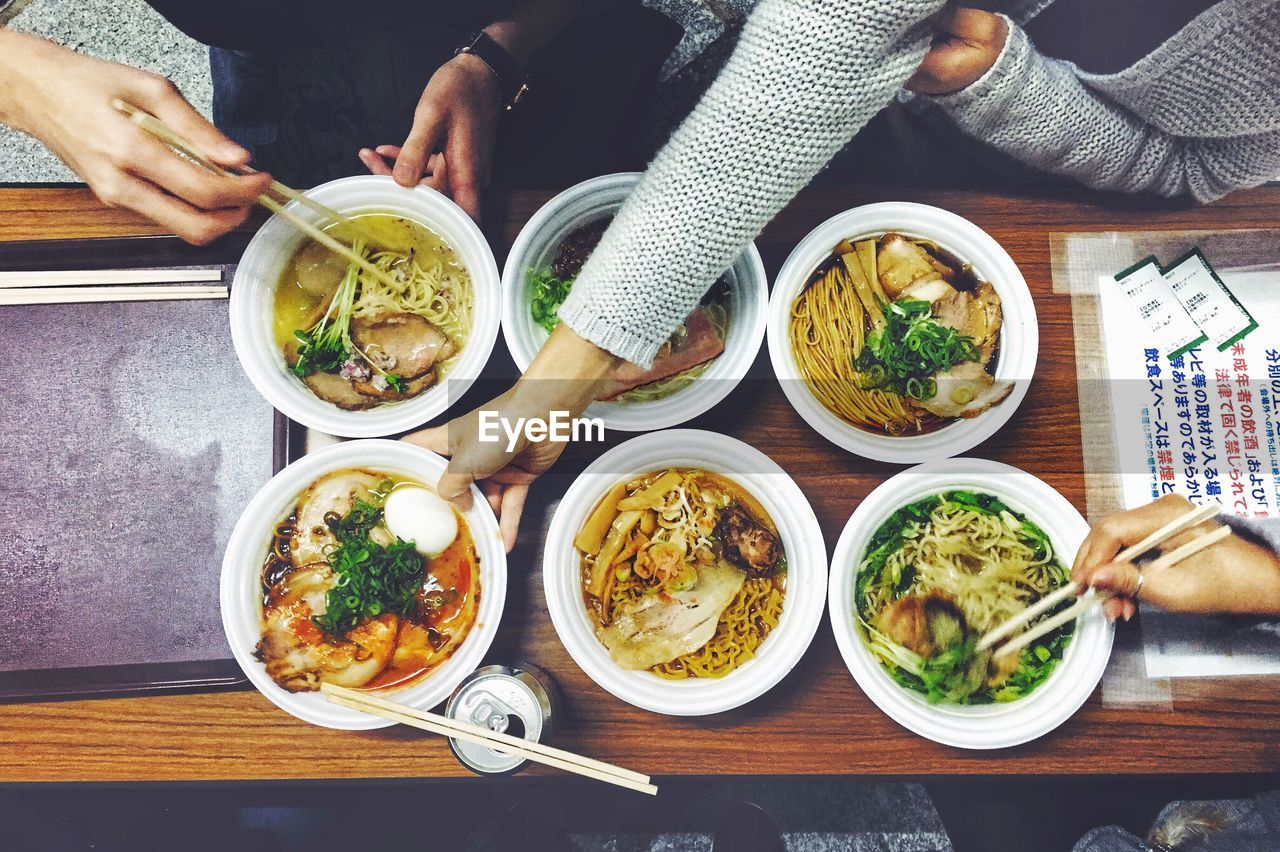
[557,0,947,367]
[485,0,583,66]
[924,20,1280,202]
[513,323,621,417]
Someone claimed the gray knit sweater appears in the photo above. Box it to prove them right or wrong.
[560,0,1280,368]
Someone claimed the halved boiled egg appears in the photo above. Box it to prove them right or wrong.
[384,485,458,557]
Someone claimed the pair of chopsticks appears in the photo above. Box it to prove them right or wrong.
[320,683,658,795]
[0,267,226,305]
[978,502,1228,659]
[110,100,403,294]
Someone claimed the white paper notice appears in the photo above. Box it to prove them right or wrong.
[1099,263,1280,678]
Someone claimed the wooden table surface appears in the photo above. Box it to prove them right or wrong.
[2,185,1279,783]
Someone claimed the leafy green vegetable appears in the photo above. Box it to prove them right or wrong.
[854,298,980,400]
[529,268,573,333]
[310,494,426,637]
[855,495,940,619]
[991,629,1072,703]
[289,241,364,379]
[919,636,988,704]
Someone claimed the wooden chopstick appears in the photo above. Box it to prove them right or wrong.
[991,511,1231,659]
[975,582,1080,652]
[0,285,228,305]
[320,683,657,795]
[976,502,1222,652]
[1143,523,1232,573]
[1109,501,1223,566]
[109,100,399,292]
[993,589,1100,659]
[110,99,365,238]
[0,268,222,288]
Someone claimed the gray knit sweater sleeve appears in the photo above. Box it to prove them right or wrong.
[557,0,947,367]
[925,15,1280,203]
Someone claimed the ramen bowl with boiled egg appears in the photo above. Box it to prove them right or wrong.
[220,439,506,729]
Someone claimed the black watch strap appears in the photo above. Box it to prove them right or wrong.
[455,31,530,110]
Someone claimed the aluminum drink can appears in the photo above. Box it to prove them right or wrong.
[444,662,560,775]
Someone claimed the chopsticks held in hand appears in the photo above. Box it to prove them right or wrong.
[979,502,1227,659]
[320,683,658,795]
[110,100,401,293]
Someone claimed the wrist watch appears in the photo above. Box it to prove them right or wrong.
[454,31,530,111]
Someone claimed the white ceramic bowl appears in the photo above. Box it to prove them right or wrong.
[828,458,1112,749]
[543,430,826,715]
[220,439,507,729]
[502,173,768,432]
[231,175,501,438]
[767,202,1038,463]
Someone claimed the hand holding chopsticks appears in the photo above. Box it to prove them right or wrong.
[980,501,1228,658]
[110,100,403,293]
[320,683,657,795]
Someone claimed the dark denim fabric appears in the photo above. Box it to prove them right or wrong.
[209,48,278,157]
[209,29,455,187]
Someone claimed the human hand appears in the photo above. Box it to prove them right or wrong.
[0,32,271,244]
[1073,494,1280,619]
[403,324,620,550]
[906,7,1009,96]
[403,391,567,554]
[358,53,503,220]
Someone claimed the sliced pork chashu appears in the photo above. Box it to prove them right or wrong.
[914,361,1014,419]
[932,280,1002,364]
[257,562,399,692]
[289,469,384,567]
[283,339,378,410]
[597,559,746,670]
[877,233,953,297]
[351,312,455,380]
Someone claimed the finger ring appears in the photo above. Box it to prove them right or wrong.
[1134,571,1145,600]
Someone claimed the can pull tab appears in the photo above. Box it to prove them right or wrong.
[468,692,527,741]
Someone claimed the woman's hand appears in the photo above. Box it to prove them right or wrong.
[906,7,1008,96]
[0,32,271,244]
[402,390,566,554]
[1073,494,1280,619]
[402,324,621,551]
[359,54,503,221]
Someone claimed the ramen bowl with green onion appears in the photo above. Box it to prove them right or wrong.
[501,173,767,432]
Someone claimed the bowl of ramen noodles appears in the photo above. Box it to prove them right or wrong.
[828,458,1112,748]
[231,175,501,437]
[220,439,506,728]
[767,202,1037,463]
[543,430,826,715]
[502,173,767,431]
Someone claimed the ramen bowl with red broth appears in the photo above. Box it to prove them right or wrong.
[221,440,506,728]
